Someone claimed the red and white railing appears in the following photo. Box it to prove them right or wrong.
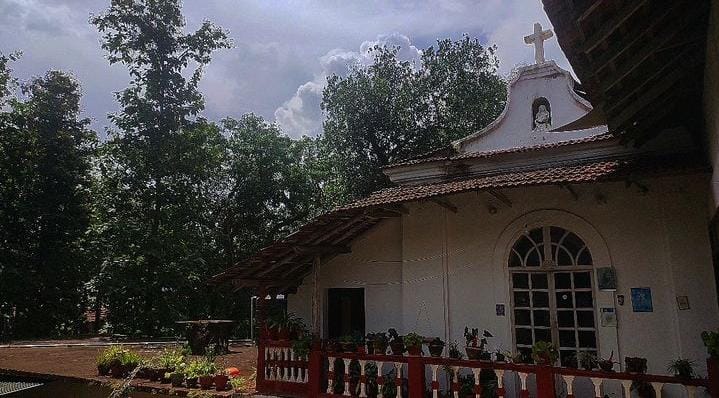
[256,340,717,398]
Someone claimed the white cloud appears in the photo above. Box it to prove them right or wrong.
[274,33,422,138]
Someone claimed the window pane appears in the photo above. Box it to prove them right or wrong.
[526,248,541,267]
[516,328,532,345]
[514,291,530,307]
[550,226,566,244]
[533,310,550,327]
[529,227,544,245]
[535,328,551,343]
[556,247,573,266]
[515,309,531,325]
[577,311,595,328]
[560,350,578,368]
[576,291,593,308]
[577,248,593,265]
[562,232,585,257]
[556,292,573,308]
[573,272,592,289]
[532,291,549,308]
[578,331,597,348]
[559,330,576,348]
[513,273,529,289]
[554,273,571,289]
[557,310,575,327]
[531,273,548,289]
[509,251,522,267]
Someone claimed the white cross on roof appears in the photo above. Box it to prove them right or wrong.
[524,22,554,64]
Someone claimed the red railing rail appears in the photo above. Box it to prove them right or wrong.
[256,340,718,398]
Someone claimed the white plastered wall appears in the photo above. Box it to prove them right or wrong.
[287,173,719,375]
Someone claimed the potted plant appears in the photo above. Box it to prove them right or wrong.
[403,333,424,356]
[427,337,445,357]
[668,358,695,380]
[448,341,463,359]
[185,360,201,388]
[625,356,647,374]
[531,341,558,365]
[464,327,492,360]
[598,351,615,372]
[169,367,185,388]
[579,352,598,370]
[388,328,404,355]
[292,335,311,359]
[703,331,719,358]
[368,332,388,355]
[339,335,356,352]
[495,350,506,363]
[96,346,123,376]
[196,358,218,390]
[214,369,230,391]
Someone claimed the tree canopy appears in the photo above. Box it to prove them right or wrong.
[0,1,507,338]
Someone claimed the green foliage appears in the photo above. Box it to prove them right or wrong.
[97,346,141,368]
[320,36,506,200]
[531,341,558,364]
[667,358,695,379]
[292,335,312,358]
[702,331,719,358]
[0,67,96,339]
[403,333,424,348]
[187,357,217,377]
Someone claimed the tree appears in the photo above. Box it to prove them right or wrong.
[0,67,96,338]
[90,0,230,335]
[321,37,506,200]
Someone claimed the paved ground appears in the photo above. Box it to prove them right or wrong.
[0,341,258,396]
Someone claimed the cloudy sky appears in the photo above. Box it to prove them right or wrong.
[0,0,571,138]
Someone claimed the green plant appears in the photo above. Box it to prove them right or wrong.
[187,391,214,398]
[531,341,558,365]
[157,347,184,370]
[668,358,696,380]
[448,341,463,359]
[703,331,719,358]
[464,328,492,350]
[292,335,312,358]
[188,358,217,378]
[403,333,424,348]
[120,350,142,369]
[97,346,126,371]
[578,351,597,370]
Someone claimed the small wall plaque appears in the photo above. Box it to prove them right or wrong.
[676,295,690,310]
[631,287,653,312]
[496,304,505,316]
[617,295,625,306]
[597,267,617,291]
[600,307,617,327]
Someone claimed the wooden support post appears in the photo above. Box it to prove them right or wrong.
[256,286,268,393]
[535,366,556,398]
[708,358,719,398]
[407,356,425,398]
[311,255,321,336]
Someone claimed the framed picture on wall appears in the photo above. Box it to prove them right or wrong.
[597,267,617,291]
[631,287,653,312]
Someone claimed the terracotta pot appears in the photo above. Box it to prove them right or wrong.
[185,377,198,388]
[110,365,125,378]
[625,357,647,374]
[428,344,444,357]
[356,346,367,355]
[390,341,404,356]
[214,374,229,391]
[373,341,387,355]
[407,345,422,356]
[97,364,110,376]
[465,346,483,360]
[199,375,214,390]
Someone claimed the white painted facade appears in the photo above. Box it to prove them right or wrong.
[288,52,719,378]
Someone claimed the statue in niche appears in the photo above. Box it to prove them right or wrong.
[532,98,552,131]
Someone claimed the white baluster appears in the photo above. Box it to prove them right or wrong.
[686,385,697,398]
[621,380,632,398]
[377,361,385,398]
[431,364,440,398]
[343,358,352,396]
[651,382,664,398]
[395,362,403,398]
[518,372,528,394]
[284,348,291,381]
[453,366,460,398]
[327,357,336,394]
[496,369,505,397]
[359,360,367,397]
[590,377,602,398]
[290,349,296,382]
[472,368,481,398]
[562,375,575,397]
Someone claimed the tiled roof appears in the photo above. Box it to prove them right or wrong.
[209,153,705,289]
[385,134,616,168]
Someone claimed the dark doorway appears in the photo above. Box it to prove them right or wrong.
[326,288,365,339]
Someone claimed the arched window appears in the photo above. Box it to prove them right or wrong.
[509,226,597,366]
[532,97,552,130]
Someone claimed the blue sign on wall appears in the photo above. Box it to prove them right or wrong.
[631,287,653,312]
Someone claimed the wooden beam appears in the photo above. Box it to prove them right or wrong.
[579,0,648,53]
[430,197,458,213]
[311,256,321,335]
[486,189,512,207]
[293,244,351,255]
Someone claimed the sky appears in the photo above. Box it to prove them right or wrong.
[0,0,572,138]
